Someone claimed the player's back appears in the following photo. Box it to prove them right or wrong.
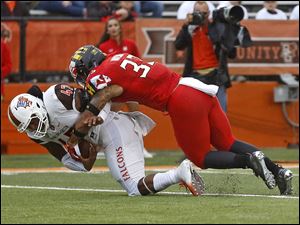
[87,53,181,111]
[36,84,81,145]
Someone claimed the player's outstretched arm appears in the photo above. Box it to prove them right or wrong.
[67,85,123,147]
[32,140,96,172]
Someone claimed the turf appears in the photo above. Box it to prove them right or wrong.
[1,188,298,224]
[1,149,299,224]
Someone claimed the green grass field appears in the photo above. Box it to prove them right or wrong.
[1,149,299,224]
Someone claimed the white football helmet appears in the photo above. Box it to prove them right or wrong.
[8,93,49,139]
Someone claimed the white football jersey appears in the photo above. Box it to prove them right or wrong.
[24,84,157,196]
[26,84,112,146]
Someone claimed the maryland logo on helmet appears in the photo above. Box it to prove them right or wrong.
[69,45,107,88]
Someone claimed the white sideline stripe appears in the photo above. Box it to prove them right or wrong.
[1,169,299,176]
[1,185,298,200]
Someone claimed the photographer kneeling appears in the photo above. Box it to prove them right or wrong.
[175,1,250,112]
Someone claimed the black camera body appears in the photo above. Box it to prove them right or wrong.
[188,12,206,26]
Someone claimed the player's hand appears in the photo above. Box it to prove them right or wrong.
[80,143,98,171]
[88,143,98,159]
[83,116,103,127]
[67,133,79,148]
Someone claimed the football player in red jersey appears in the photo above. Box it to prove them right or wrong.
[96,17,153,158]
[67,45,293,195]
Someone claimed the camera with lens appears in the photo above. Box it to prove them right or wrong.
[213,5,244,24]
[209,5,252,49]
[187,12,206,26]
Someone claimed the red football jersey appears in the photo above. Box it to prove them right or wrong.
[86,53,180,111]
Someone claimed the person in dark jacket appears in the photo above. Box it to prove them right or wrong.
[175,1,236,112]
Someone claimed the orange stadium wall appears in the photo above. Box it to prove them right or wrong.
[4,19,299,75]
[1,19,299,154]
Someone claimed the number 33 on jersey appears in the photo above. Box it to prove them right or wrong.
[85,53,181,111]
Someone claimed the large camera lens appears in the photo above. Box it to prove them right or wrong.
[223,5,244,23]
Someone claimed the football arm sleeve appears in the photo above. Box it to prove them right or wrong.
[61,153,88,172]
[31,139,88,172]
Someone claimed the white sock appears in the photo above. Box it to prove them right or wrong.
[153,169,179,192]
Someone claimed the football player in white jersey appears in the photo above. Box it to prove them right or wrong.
[8,84,204,196]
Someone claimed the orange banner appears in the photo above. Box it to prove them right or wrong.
[136,19,299,75]
[25,21,135,71]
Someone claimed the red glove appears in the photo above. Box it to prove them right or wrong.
[64,144,82,162]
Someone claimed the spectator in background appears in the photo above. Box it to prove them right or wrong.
[97,17,140,57]
[118,1,138,21]
[1,1,29,17]
[290,5,299,20]
[177,1,215,20]
[96,17,153,158]
[217,1,249,20]
[96,17,140,114]
[1,23,12,101]
[87,1,136,21]
[36,1,87,17]
[175,1,236,112]
[256,1,287,20]
[134,1,164,18]
[87,1,118,20]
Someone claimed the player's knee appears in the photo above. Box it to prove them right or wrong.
[213,137,235,152]
[118,178,141,196]
[127,187,142,196]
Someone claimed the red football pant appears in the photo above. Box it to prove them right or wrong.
[167,85,235,168]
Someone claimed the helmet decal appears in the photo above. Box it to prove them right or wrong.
[16,96,32,109]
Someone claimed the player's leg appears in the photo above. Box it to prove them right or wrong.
[167,86,212,168]
[119,113,203,196]
[139,159,205,196]
[208,98,277,189]
[229,140,293,194]
[103,113,203,196]
[230,140,279,173]
[168,85,252,170]
[101,113,145,196]
[203,97,249,169]
[208,98,291,193]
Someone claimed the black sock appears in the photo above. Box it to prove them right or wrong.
[230,140,281,177]
[204,151,249,169]
[229,140,258,154]
[264,157,281,177]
